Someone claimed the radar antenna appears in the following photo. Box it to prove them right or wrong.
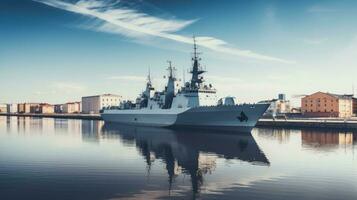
[190,36,205,88]
[193,36,198,60]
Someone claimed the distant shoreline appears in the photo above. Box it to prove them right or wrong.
[1,113,357,131]
[0,113,102,120]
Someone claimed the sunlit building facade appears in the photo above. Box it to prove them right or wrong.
[39,104,55,114]
[63,102,81,114]
[82,94,121,114]
[353,98,357,116]
[263,93,291,117]
[6,104,18,113]
[301,92,353,118]
[0,104,7,113]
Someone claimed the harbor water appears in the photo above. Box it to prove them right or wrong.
[0,116,356,200]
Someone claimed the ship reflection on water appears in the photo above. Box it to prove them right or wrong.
[101,123,270,197]
[0,116,356,200]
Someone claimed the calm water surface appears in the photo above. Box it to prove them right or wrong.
[0,116,356,200]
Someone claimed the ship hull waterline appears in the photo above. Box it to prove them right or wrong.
[101,104,270,132]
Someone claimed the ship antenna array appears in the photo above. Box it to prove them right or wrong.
[193,36,197,60]
[166,60,177,79]
[192,36,201,60]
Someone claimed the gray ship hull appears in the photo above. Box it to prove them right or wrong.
[101,103,269,132]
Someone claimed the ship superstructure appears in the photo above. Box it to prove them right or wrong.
[101,38,270,132]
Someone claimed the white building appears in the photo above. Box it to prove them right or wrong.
[0,104,7,113]
[63,102,81,113]
[264,94,291,117]
[82,94,121,114]
[7,104,18,113]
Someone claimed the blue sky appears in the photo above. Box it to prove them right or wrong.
[1,0,357,105]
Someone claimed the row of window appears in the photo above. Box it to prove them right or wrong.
[102,98,119,102]
[305,104,334,107]
[306,109,335,112]
[304,99,338,103]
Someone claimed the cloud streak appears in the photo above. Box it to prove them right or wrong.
[35,0,293,63]
[308,5,337,13]
[302,37,328,45]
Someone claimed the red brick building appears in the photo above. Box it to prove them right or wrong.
[301,92,353,118]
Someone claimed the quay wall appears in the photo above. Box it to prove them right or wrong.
[257,118,357,130]
[1,113,357,130]
[0,113,102,120]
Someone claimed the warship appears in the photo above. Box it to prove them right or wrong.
[101,38,270,132]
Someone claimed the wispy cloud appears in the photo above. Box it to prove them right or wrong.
[302,37,328,45]
[308,5,337,13]
[34,0,293,63]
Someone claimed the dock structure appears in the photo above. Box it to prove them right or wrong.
[0,113,102,120]
[257,118,357,130]
[1,113,357,130]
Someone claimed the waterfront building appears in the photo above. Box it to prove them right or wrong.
[39,104,54,114]
[353,98,357,116]
[29,103,41,113]
[6,104,18,113]
[301,92,353,118]
[0,104,7,113]
[54,104,63,113]
[263,93,291,117]
[17,103,26,113]
[17,103,40,113]
[82,94,121,114]
[63,102,81,114]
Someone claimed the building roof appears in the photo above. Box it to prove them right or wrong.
[327,93,353,99]
[306,92,353,100]
[65,101,81,104]
[82,94,121,98]
[39,103,53,106]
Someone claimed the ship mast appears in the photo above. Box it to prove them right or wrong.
[190,36,205,89]
[144,67,154,98]
[163,61,177,109]
[167,61,175,79]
